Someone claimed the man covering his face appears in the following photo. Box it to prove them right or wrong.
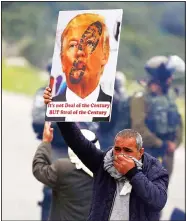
[43,91,169,221]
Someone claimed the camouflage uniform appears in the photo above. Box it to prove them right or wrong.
[162,89,183,176]
[130,88,182,176]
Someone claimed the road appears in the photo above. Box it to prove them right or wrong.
[2,91,42,220]
[2,91,185,220]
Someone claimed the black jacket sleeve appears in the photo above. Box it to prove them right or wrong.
[57,122,104,173]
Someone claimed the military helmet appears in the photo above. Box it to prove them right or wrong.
[145,55,185,83]
[145,56,174,83]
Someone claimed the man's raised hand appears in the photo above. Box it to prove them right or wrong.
[114,155,135,175]
[43,87,52,105]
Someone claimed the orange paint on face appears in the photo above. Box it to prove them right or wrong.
[61,22,106,98]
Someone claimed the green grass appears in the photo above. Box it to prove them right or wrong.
[2,59,47,96]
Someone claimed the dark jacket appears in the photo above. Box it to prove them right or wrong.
[57,122,169,221]
[45,87,112,122]
[32,142,93,221]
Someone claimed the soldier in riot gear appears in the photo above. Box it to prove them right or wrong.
[130,55,183,176]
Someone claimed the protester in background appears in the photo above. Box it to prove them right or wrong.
[32,122,100,221]
[32,61,68,220]
[130,55,183,177]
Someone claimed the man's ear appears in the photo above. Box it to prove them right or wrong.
[137,148,144,160]
[140,148,144,158]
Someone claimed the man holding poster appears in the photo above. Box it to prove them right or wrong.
[45,10,123,122]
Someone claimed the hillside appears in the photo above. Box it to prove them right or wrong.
[2,2,185,80]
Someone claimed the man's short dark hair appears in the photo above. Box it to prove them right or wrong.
[115,129,143,150]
